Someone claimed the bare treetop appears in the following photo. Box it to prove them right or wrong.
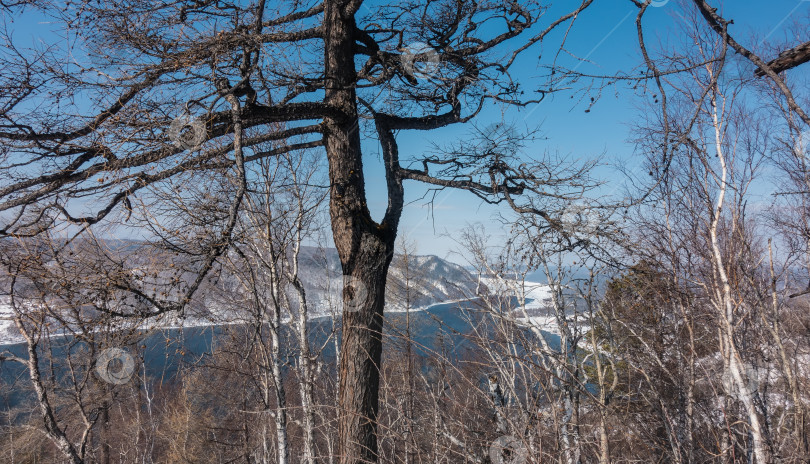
[0,0,596,238]
[0,1,605,462]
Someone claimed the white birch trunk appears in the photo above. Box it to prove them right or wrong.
[708,92,770,464]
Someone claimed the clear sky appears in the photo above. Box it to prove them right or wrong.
[363,0,810,261]
[4,0,808,262]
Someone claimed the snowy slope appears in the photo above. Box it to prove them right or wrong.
[296,247,484,315]
[0,302,20,344]
[0,248,490,344]
[479,276,561,333]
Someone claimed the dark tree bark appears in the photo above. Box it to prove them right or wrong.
[0,0,604,462]
[754,41,810,76]
[322,1,402,460]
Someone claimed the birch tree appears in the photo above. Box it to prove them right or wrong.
[0,1,607,460]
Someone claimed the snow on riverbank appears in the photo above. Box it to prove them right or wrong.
[0,303,21,345]
[478,277,558,332]
[0,277,560,345]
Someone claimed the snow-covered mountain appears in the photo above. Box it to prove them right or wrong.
[296,246,484,314]
[0,245,487,345]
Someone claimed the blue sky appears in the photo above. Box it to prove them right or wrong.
[365,0,810,261]
[5,0,809,261]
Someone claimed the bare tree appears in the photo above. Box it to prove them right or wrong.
[0,0,610,460]
[630,8,798,460]
[0,236,155,463]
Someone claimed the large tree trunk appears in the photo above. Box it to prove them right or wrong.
[323,1,397,462]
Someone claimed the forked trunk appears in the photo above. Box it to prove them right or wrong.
[322,1,398,462]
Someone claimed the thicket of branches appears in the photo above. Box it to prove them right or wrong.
[0,0,809,463]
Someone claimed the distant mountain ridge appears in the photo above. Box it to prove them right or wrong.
[296,246,483,314]
[0,243,484,343]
